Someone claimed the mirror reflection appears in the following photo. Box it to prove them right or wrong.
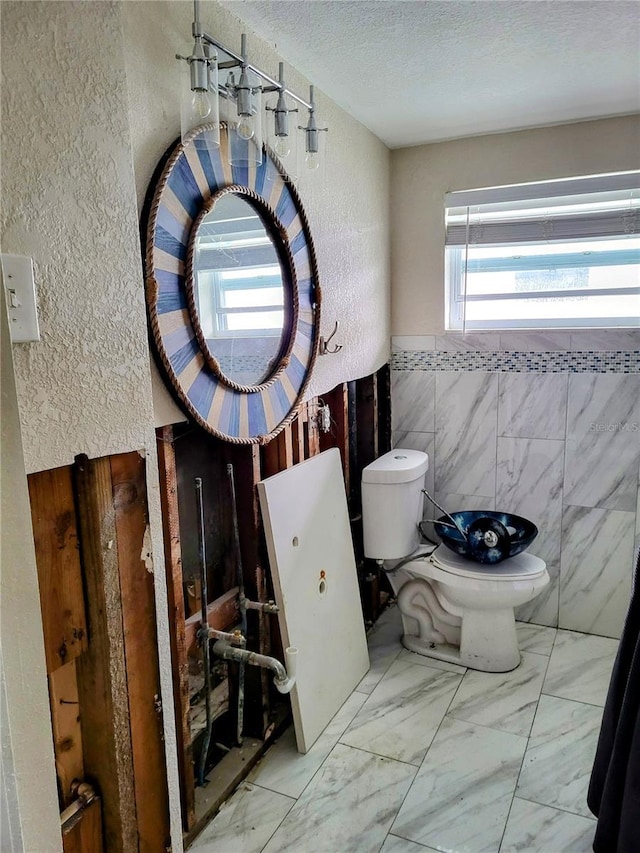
[193,194,287,386]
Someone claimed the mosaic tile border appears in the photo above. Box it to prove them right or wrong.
[391,350,640,373]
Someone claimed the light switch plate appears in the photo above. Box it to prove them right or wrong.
[1,254,40,342]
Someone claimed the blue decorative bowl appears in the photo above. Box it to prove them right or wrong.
[434,511,538,564]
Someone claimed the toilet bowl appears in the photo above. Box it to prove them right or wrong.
[361,449,550,673]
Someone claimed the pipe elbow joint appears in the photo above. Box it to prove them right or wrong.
[274,647,298,694]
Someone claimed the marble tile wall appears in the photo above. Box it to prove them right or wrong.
[391,330,640,638]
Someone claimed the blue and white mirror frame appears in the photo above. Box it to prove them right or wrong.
[142,123,321,444]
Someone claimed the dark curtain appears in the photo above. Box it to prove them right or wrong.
[588,548,640,852]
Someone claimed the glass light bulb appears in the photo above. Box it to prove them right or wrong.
[237,115,254,140]
[306,150,320,171]
[275,136,290,158]
[192,89,212,120]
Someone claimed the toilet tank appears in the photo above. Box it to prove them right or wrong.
[361,449,429,560]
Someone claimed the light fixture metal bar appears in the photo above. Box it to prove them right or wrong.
[199,32,312,109]
[190,0,312,109]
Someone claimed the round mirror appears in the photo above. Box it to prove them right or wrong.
[144,124,320,444]
[191,193,290,387]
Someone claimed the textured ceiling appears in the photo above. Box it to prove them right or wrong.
[218,0,640,148]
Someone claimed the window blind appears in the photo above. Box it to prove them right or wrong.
[445,182,639,248]
[444,172,640,331]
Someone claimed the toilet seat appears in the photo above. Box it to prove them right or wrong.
[430,545,546,581]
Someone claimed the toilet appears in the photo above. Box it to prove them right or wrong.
[361,449,549,673]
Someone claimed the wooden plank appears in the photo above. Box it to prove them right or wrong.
[291,413,305,465]
[319,384,350,496]
[373,374,380,459]
[28,466,88,673]
[306,399,321,457]
[156,426,195,831]
[356,374,377,474]
[73,455,137,853]
[111,452,170,853]
[281,425,294,469]
[190,680,230,737]
[184,586,241,656]
[49,660,84,806]
[376,364,392,456]
[62,797,103,853]
[261,433,280,478]
[172,425,235,600]
[347,381,358,509]
[186,578,202,619]
[262,425,294,477]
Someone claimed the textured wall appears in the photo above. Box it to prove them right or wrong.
[122,0,390,424]
[390,115,640,335]
[1,1,158,474]
[0,4,184,848]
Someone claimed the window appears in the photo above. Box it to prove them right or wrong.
[197,265,284,338]
[194,200,285,339]
[445,172,640,331]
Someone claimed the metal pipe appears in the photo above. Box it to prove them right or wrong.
[227,464,247,746]
[241,593,279,614]
[195,477,213,787]
[202,626,245,644]
[60,783,97,829]
[422,489,468,541]
[377,549,435,574]
[213,639,298,695]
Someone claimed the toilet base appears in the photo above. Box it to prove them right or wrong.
[402,611,521,673]
[458,608,521,672]
[402,635,464,667]
[390,557,547,673]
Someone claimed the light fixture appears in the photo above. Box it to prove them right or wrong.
[225,35,263,167]
[265,63,298,159]
[175,0,328,173]
[299,86,328,172]
[176,6,220,149]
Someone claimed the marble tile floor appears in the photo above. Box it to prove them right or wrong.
[190,605,619,853]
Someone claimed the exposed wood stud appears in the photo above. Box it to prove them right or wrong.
[356,373,378,476]
[291,413,305,465]
[28,467,88,673]
[111,452,171,852]
[156,426,195,830]
[61,797,103,853]
[376,364,392,456]
[262,423,294,477]
[347,381,359,510]
[49,659,84,807]
[73,455,137,853]
[319,383,350,494]
[372,373,380,459]
[306,401,321,457]
[184,586,241,656]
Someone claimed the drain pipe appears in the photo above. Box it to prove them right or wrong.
[213,639,298,694]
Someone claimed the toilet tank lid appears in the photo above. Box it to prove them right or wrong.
[362,449,429,485]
